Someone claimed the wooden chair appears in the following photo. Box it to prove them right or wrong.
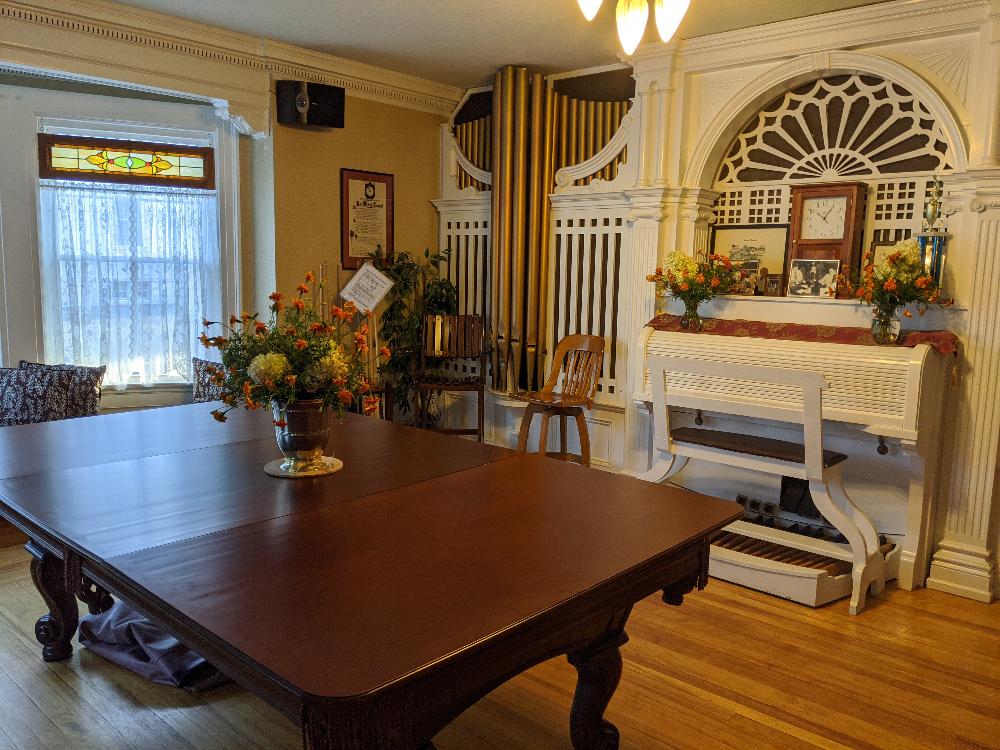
[515,334,605,467]
[639,354,886,615]
[413,314,488,441]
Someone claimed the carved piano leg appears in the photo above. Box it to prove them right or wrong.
[808,481,876,615]
[827,471,886,595]
[631,454,688,484]
[26,541,79,662]
[567,627,628,750]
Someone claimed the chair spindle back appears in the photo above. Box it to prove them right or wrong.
[541,334,605,408]
[423,315,486,359]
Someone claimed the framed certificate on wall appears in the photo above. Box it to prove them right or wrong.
[340,168,394,270]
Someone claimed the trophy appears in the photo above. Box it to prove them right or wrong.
[917,177,948,286]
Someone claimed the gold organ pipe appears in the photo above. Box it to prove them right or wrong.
[470,118,480,190]
[524,72,544,389]
[603,101,614,181]
[535,83,556,385]
[509,66,529,390]
[491,66,515,389]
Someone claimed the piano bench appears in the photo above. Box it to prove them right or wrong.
[670,427,848,469]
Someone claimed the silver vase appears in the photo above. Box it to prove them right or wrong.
[271,399,333,475]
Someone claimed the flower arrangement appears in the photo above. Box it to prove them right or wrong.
[837,238,953,344]
[646,251,746,329]
[199,271,389,423]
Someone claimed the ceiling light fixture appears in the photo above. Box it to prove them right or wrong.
[578,0,689,55]
[577,0,604,22]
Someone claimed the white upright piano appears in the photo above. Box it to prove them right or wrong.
[637,325,953,607]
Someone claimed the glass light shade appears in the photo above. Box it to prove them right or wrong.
[616,0,649,55]
[578,0,603,21]
[653,0,689,43]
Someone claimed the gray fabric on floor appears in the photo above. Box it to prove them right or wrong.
[79,601,230,693]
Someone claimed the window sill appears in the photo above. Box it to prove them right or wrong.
[100,382,193,411]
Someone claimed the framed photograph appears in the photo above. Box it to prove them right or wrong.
[764,274,784,296]
[710,224,790,280]
[787,258,840,298]
[340,168,394,270]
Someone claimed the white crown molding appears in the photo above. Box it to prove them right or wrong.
[0,0,464,135]
[631,0,991,74]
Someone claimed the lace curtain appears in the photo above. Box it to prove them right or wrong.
[38,180,221,388]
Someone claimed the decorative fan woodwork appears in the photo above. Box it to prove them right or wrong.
[716,74,953,185]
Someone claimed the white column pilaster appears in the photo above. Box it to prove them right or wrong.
[926,172,1000,602]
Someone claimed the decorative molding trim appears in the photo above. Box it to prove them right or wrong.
[638,0,991,73]
[0,0,463,131]
[908,46,973,104]
[446,130,491,186]
[971,197,1000,212]
[555,113,633,189]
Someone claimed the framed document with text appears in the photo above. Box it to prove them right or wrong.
[340,168,394,270]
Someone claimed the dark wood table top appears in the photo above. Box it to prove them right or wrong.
[0,405,512,558]
[0,404,742,749]
[106,453,738,700]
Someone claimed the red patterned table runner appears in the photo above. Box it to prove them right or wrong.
[646,314,960,356]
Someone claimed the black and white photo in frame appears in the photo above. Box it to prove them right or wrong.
[787,259,840,298]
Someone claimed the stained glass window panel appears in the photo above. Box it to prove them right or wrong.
[37,134,214,189]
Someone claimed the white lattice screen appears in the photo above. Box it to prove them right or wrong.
[547,213,626,405]
[711,73,953,262]
[439,214,490,380]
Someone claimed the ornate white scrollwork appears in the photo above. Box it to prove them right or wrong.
[555,113,633,189]
[716,74,953,185]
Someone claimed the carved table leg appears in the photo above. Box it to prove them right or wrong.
[26,541,79,662]
[567,629,628,750]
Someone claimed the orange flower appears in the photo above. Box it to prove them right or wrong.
[284,374,297,386]
[229,314,240,326]
[294,338,308,350]
[695,274,705,283]
[272,419,287,428]
[198,333,211,347]
[296,283,310,294]
[304,271,315,283]
[883,279,898,292]
[379,346,391,358]
[337,389,353,405]
[362,395,380,414]
[255,321,268,334]
[284,325,298,336]
[202,318,212,327]
[903,310,913,318]
[291,298,306,311]
[264,378,275,391]
[915,276,931,289]
[210,409,227,423]
[710,277,720,288]
[678,282,690,292]
[272,301,284,313]
[309,322,324,332]
[268,292,283,302]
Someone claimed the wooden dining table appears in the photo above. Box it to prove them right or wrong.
[0,403,740,749]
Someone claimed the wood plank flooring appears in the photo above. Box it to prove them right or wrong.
[0,542,996,749]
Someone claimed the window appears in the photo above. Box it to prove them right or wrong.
[36,134,222,387]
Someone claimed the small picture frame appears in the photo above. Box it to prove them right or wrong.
[709,224,790,278]
[340,168,394,270]
[787,259,840,298]
[764,274,784,296]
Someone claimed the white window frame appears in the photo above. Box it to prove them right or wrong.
[0,83,241,406]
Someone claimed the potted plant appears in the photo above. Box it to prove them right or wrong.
[837,238,953,345]
[199,271,389,476]
[646,251,746,331]
[367,247,457,419]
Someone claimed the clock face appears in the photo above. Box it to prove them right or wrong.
[800,196,848,240]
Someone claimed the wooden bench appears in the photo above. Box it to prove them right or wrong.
[637,355,886,615]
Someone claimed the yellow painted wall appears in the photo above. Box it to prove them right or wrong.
[268,97,445,296]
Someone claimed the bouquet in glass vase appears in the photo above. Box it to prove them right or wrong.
[198,271,389,476]
[646,251,746,331]
[837,238,953,345]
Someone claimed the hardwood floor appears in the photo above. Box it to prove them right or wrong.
[0,542,996,749]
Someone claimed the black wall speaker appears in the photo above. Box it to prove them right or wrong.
[275,80,345,129]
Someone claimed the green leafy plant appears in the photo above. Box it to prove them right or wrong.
[367,247,458,417]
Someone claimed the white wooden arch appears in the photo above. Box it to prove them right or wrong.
[683,50,970,189]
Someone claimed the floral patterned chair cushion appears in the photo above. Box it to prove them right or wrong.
[192,357,224,403]
[19,361,106,418]
[0,367,77,426]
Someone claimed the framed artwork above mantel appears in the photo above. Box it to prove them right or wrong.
[340,168,394,270]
